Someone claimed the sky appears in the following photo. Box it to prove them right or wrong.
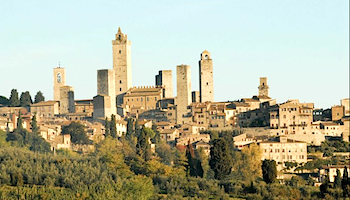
[0,0,348,109]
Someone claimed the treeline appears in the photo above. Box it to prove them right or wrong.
[1,123,350,199]
[0,89,45,107]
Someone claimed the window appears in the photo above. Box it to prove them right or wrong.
[120,88,122,91]
[147,97,149,101]
[120,80,122,84]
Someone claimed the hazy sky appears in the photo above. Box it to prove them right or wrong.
[0,0,348,109]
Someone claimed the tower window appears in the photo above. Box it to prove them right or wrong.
[120,80,122,84]
[118,35,121,40]
[120,88,122,91]
[206,82,209,85]
[119,50,121,54]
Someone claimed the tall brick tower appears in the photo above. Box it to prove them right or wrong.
[53,67,66,101]
[258,77,269,97]
[112,27,132,101]
[176,64,191,124]
[199,50,214,102]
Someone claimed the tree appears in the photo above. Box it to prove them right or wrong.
[17,110,23,130]
[31,115,39,134]
[320,174,331,198]
[34,91,45,103]
[262,159,277,184]
[110,114,117,138]
[151,124,160,144]
[209,138,233,180]
[334,169,342,188]
[104,117,110,137]
[9,89,20,107]
[126,118,134,140]
[186,142,203,177]
[342,166,350,197]
[136,127,151,161]
[0,96,9,106]
[19,91,33,107]
[62,122,90,144]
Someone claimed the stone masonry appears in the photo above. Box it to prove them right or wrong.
[199,50,214,103]
[155,70,173,98]
[53,67,66,101]
[176,64,191,124]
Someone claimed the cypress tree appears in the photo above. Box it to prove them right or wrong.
[126,118,134,140]
[137,127,151,161]
[34,91,45,103]
[9,89,20,107]
[342,166,350,197]
[262,159,277,184]
[209,138,233,180]
[334,169,342,188]
[31,115,39,134]
[19,91,33,107]
[104,117,110,137]
[186,142,203,177]
[110,114,117,138]
[17,111,23,130]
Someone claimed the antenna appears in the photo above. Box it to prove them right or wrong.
[58,61,61,68]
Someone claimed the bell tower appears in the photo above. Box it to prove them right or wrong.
[112,27,132,100]
[258,77,269,97]
[53,67,66,101]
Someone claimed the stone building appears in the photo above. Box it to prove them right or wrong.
[59,86,75,114]
[112,27,132,103]
[341,98,350,116]
[331,105,344,121]
[31,101,59,119]
[258,77,269,97]
[319,165,350,183]
[259,136,307,170]
[155,70,173,98]
[176,64,192,124]
[93,69,116,119]
[199,50,214,103]
[123,86,163,116]
[270,99,314,135]
[53,67,66,101]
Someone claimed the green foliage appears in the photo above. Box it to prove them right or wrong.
[34,91,45,103]
[17,111,23,130]
[126,118,134,141]
[104,117,110,137]
[62,122,90,145]
[156,142,174,165]
[110,114,117,138]
[19,91,33,107]
[209,138,233,180]
[334,169,342,188]
[9,89,19,107]
[6,128,51,153]
[186,143,203,178]
[30,115,39,134]
[0,95,9,106]
[136,127,152,161]
[342,166,350,197]
[262,159,277,184]
[151,124,160,144]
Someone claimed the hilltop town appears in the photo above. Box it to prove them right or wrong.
[0,28,349,199]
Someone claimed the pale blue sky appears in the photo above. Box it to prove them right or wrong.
[0,0,348,109]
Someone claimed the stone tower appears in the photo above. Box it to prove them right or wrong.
[59,86,75,114]
[176,65,191,124]
[53,67,66,101]
[199,50,214,103]
[112,27,132,98]
[93,69,116,119]
[155,70,173,98]
[258,77,269,97]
